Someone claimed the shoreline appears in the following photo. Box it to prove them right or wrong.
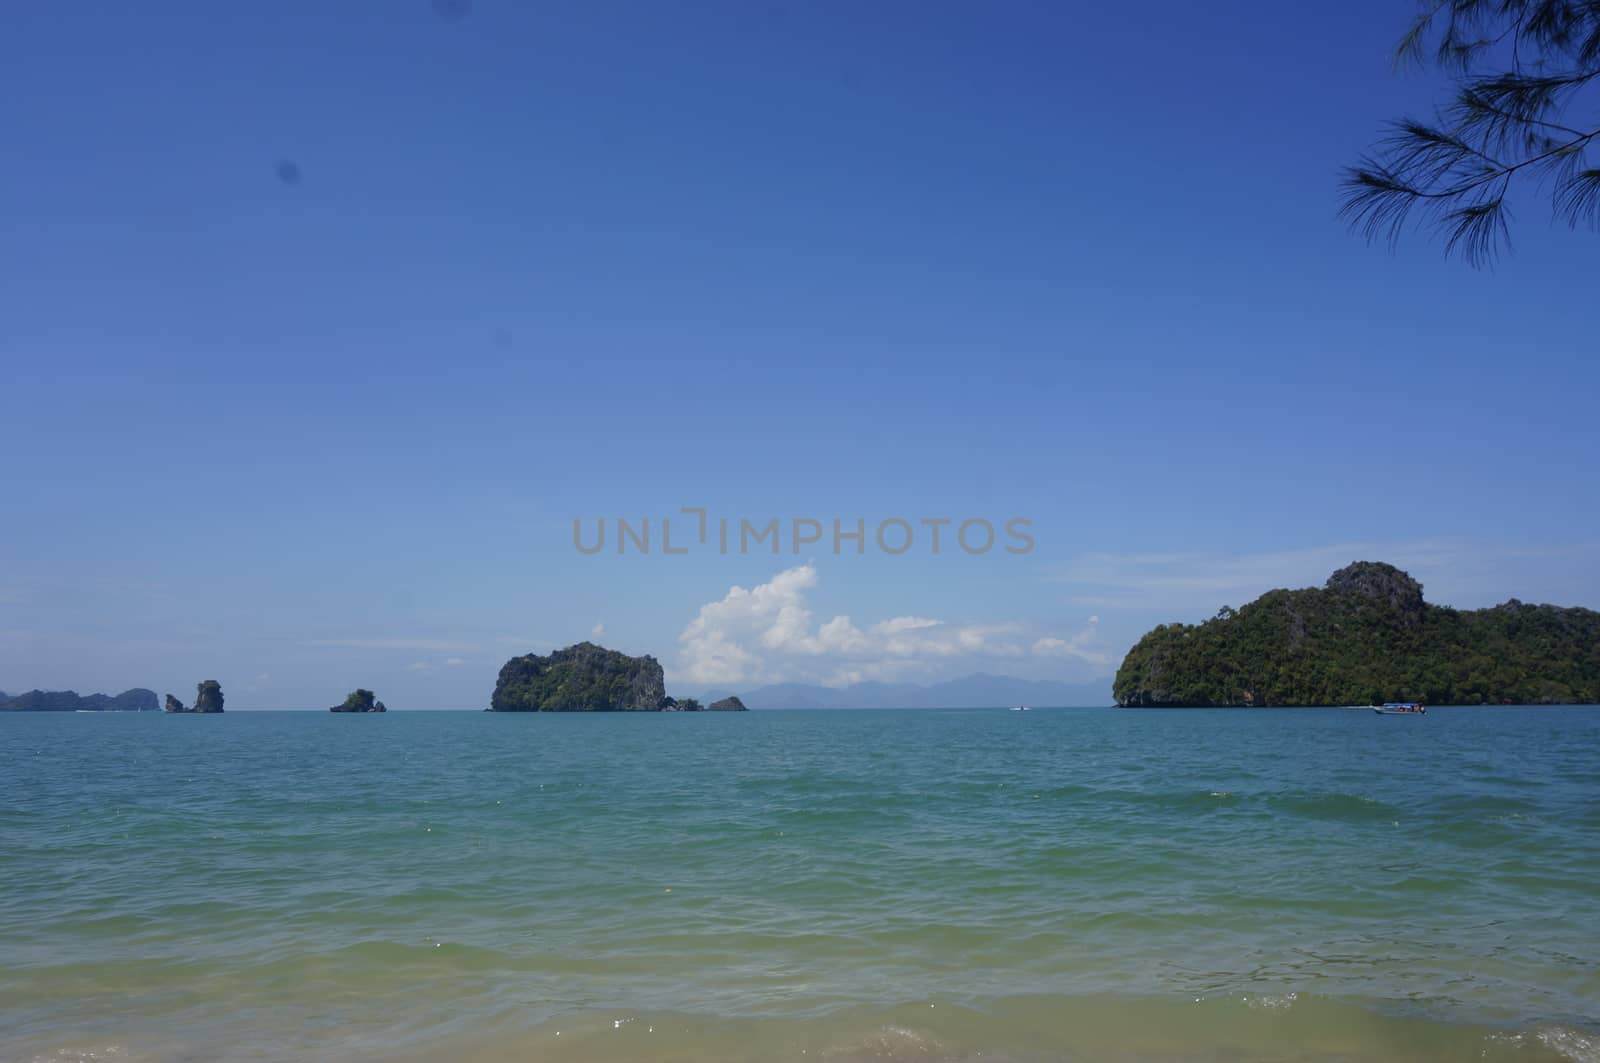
[8,993,1598,1063]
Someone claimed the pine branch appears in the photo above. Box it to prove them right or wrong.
[1346,0,1600,263]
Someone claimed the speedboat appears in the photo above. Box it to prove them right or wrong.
[1373,702,1426,715]
[1009,705,1029,712]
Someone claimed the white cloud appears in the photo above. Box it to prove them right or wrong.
[1031,616,1110,666]
[302,637,478,653]
[591,621,606,638]
[677,564,1035,686]
[407,657,465,672]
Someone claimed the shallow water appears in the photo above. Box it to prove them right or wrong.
[2,707,1598,1061]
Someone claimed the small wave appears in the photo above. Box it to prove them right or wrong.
[1269,791,1400,822]
[1538,1025,1600,1063]
[1487,1026,1600,1063]
[822,1024,949,1061]
[27,1047,129,1063]
[1243,991,1299,1010]
[1101,787,1246,813]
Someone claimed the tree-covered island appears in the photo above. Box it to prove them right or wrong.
[489,642,747,711]
[331,689,387,712]
[1115,562,1600,707]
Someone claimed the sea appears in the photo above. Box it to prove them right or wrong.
[2,707,1598,1062]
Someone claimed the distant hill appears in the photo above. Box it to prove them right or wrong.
[490,642,674,711]
[0,688,160,712]
[1114,561,1600,707]
[704,673,1113,709]
[330,689,387,713]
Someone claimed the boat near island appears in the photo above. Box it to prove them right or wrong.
[1374,702,1426,715]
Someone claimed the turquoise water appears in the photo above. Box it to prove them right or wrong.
[2,707,1598,1062]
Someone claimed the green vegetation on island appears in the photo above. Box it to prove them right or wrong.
[331,689,387,713]
[0,688,158,712]
[1114,562,1600,707]
[491,642,667,711]
[489,642,746,711]
[164,680,225,713]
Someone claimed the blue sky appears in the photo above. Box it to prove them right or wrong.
[3,1,1597,708]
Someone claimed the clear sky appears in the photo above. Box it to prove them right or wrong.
[3,1,1596,708]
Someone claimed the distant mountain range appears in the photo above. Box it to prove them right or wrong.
[0,688,160,712]
[701,673,1114,710]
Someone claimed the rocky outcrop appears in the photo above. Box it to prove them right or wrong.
[164,681,225,713]
[1114,563,1600,707]
[0,688,159,712]
[331,689,387,712]
[1325,560,1425,622]
[193,680,224,713]
[707,696,748,712]
[490,642,668,711]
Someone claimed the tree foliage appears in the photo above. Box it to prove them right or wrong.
[490,642,668,711]
[331,689,386,712]
[1343,0,1600,265]
[1115,562,1600,706]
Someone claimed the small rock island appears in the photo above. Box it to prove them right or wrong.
[489,642,747,711]
[1114,561,1600,707]
[0,688,159,712]
[659,695,747,711]
[164,680,226,713]
[331,689,387,713]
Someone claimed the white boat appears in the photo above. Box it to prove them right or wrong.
[1008,705,1030,712]
[1373,702,1426,716]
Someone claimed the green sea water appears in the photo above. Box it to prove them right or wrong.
[2,707,1598,1062]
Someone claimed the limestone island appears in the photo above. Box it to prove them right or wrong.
[1114,561,1600,707]
[164,680,225,713]
[331,689,387,712]
[661,695,747,711]
[488,642,747,711]
[0,688,158,712]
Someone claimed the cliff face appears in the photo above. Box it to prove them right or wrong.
[164,681,225,713]
[192,681,224,713]
[490,642,667,711]
[0,688,159,712]
[1114,562,1600,707]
